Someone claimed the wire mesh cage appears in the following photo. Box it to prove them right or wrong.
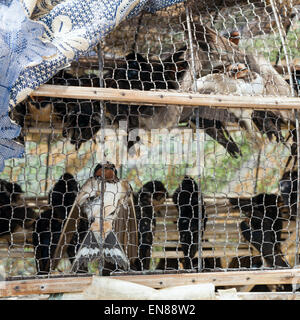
[1,0,300,293]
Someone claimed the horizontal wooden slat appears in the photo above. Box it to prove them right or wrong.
[1,268,300,297]
[155,232,244,242]
[33,85,300,110]
[151,249,252,259]
[153,241,249,248]
[234,292,300,300]
[155,223,241,233]
[113,268,300,288]
[0,276,92,297]
[0,250,34,258]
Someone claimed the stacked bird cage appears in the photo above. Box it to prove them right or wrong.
[1,0,300,295]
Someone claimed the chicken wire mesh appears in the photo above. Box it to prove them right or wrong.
[0,0,300,292]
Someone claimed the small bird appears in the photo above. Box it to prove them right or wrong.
[0,179,23,204]
[93,162,119,182]
[229,193,292,292]
[107,50,242,158]
[173,176,207,270]
[221,29,241,46]
[104,49,188,148]
[228,30,240,46]
[70,162,134,274]
[133,180,168,271]
[196,63,264,133]
[32,173,84,274]
[185,24,293,146]
[0,180,35,244]
[286,67,300,96]
[224,30,286,143]
[229,194,289,269]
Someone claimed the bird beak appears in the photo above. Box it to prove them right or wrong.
[103,231,130,270]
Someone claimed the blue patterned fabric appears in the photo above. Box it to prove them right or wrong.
[0,0,57,171]
[0,0,185,172]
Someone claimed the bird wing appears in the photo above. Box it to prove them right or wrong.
[183,24,294,132]
[50,177,105,271]
[70,180,135,272]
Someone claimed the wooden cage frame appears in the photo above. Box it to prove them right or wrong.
[1,83,300,299]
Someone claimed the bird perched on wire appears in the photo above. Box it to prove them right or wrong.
[172,176,207,270]
[68,162,138,275]
[132,180,168,271]
[32,173,86,274]
[0,180,35,244]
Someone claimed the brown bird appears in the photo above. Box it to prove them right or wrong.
[221,29,241,46]
[93,162,119,182]
[69,162,138,274]
[229,30,240,46]
[196,63,264,133]
[183,24,293,143]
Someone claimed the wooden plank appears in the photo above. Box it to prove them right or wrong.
[154,232,243,242]
[2,267,300,297]
[112,268,300,288]
[156,217,243,224]
[235,292,300,300]
[155,223,241,232]
[155,230,241,240]
[33,85,300,110]
[1,268,300,297]
[0,277,92,297]
[151,249,252,259]
[236,284,256,292]
[153,241,248,248]
[0,250,34,258]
